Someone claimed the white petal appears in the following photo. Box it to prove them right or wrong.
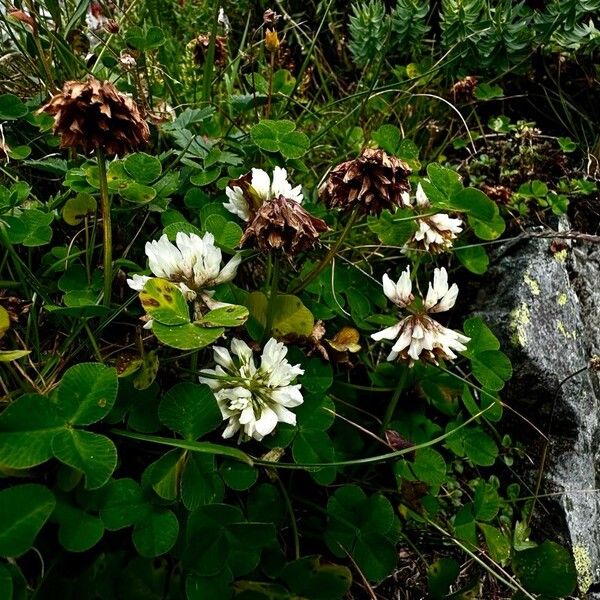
[271,385,304,407]
[213,346,234,370]
[231,338,254,365]
[127,274,150,291]
[254,406,279,437]
[371,322,403,341]
[416,183,429,208]
[251,168,272,200]
[224,186,252,221]
[214,253,241,285]
[272,404,297,426]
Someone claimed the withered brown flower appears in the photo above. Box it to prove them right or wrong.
[191,33,228,67]
[240,195,328,256]
[40,76,149,156]
[320,148,411,216]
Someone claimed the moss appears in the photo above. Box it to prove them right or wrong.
[509,302,530,347]
[573,544,594,595]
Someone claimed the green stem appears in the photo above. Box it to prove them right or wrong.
[83,322,103,362]
[290,209,358,294]
[264,255,281,341]
[276,477,300,560]
[96,148,112,307]
[381,367,408,431]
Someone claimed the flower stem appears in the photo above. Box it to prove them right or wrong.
[290,209,358,294]
[264,254,281,341]
[96,147,112,307]
[381,367,408,431]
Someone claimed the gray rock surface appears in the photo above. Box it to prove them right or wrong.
[472,231,600,597]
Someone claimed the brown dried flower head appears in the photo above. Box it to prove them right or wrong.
[191,33,228,67]
[263,9,281,26]
[40,76,149,156]
[320,148,411,216]
[240,195,328,256]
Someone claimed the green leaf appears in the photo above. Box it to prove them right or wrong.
[159,383,222,440]
[449,187,496,220]
[100,478,148,530]
[455,244,489,274]
[473,482,501,522]
[0,394,65,469]
[0,94,28,120]
[281,556,352,600]
[181,454,225,510]
[293,429,336,484]
[0,306,9,338]
[152,322,224,351]
[0,350,31,362]
[124,152,162,184]
[52,429,117,489]
[372,124,402,154]
[140,278,190,326]
[557,137,577,153]
[512,541,577,597]
[325,486,397,582]
[133,509,179,557]
[428,557,460,600]
[55,362,119,425]
[463,428,498,467]
[250,119,310,159]
[278,131,310,159]
[470,350,512,391]
[411,447,447,488]
[203,214,243,250]
[367,209,417,246]
[301,358,333,395]
[53,499,104,552]
[468,212,505,241]
[453,504,476,547]
[220,459,258,491]
[120,182,157,204]
[463,317,500,353]
[0,484,55,557]
[143,450,182,500]
[5,209,53,247]
[479,523,510,566]
[190,168,222,187]
[162,221,203,240]
[473,83,503,100]
[62,193,97,226]
[196,305,249,328]
[246,292,314,338]
[133,350,159,391]
[427,164,463,198]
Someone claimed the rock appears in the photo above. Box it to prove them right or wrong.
[471,230,600,597]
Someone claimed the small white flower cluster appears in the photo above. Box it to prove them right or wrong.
[127,231,241,309]
[200,338,304,442]
[371,267,470,365]
[402,183,463,253]
[224,167,303,221]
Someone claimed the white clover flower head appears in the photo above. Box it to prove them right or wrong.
[126,231,241,301]
[371,267,469,366]
[200,338,305,442]
[224,167,303,222]
[405,183,463,254]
